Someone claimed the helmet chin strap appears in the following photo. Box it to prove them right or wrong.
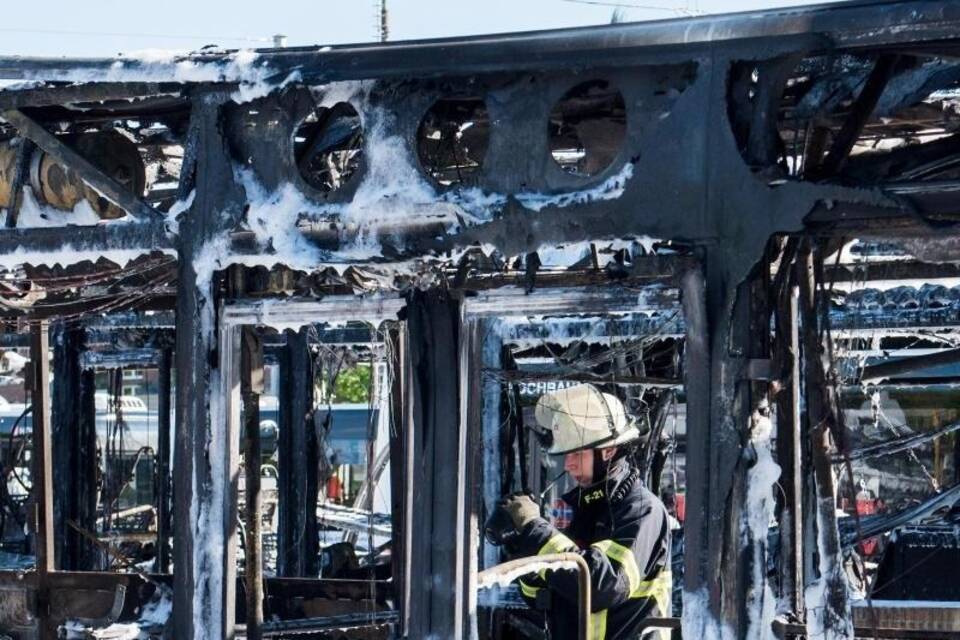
[592,448,611,486]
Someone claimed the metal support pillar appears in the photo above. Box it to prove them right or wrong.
[478,320,502,571]
[680,257,757,636]
[405,289,467,639]
[79,362,97,568]
[29,321,55,639]
[51,322,95,571]
[241,328,264,640]
[276,328,319,577]
[386,324,410,634]
[797,240,852,638]
[740,249,778,637]
[680,266,711,601]
[461,311,483,638]
[155,347,173,573]
[774,282,803,616]
[712,280,751,637]
[172,92,245,640]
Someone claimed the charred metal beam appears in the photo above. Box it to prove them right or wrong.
[829,308,960,332]
[222,295,404,328]
[0,82,185,110]
[154,347,172,574]
[51,323,96,571]
[844,132,960,184]
[28,320,55,640]
[798,240,852,637]
[841,482,960,546]
[276,328,319,578]
[0,291,176,322]
[256,610,399,635]
[0,221,171,258]
[263,577,391,602]
[77,364,97,567]
[405,289,466,639]
[812,54,901,178]
[0,326,173,348]
[462,260,693,292]
[744,55,805,170]
[465,285,678,317]
[679,266,711,597]
[241,327,264,640]
[724,259,773,636]
[496,314,684,346]
[773,280,803,616]
[834,419,960,463]
[465,314,503,625]
[861,347,960,383]
[386,324,410,634]
[489,368,681,388]
[0,109,160,221]
[883,178,960,194]
[172,92,245,640]
[772,618,960,640]
[3,138,34,229]
[80,347,160,370]
[826,260,960,283]
[4,3,960,82]
[85,311,176,330]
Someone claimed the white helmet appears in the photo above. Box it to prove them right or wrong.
[534,384,641,455]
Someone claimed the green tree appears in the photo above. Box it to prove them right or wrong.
[331,364,372,403]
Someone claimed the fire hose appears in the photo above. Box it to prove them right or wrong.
[476,552,591,640]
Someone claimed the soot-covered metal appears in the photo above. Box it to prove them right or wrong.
[1,1,960,639]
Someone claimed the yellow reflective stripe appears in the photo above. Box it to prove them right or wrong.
[632,569,672,600]
[591,539,642,597]
[538,532,578,556]
[635,569,672,626]
[518,579,540,599]
[589,608,608,640]
[635,571,673,598]
[537,533,578,579]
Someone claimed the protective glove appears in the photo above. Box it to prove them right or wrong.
[502,492,541,530]
[484,493,541,547]
[484,504,517,547]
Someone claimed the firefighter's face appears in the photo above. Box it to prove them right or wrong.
[564,447,617,487]
[564,449,595,486]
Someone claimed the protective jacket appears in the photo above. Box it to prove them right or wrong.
[512,460,672,640]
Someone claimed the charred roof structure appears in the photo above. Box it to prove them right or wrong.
[2,0,960,638]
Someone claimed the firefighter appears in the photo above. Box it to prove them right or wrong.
[485,384,672,640]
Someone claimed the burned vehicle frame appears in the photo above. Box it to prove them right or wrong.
[1,0,960,638]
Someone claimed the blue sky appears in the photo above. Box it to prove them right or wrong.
[0,0,822,58]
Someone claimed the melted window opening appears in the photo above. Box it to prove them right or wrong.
[294,102,364,193]
[417,97,490,187]
[549,80,627,177]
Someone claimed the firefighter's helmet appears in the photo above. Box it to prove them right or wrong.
[534,383,641,455]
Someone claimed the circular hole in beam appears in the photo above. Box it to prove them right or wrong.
[548,80,626,177]
[294,102,364,193]
[417,97,490,187]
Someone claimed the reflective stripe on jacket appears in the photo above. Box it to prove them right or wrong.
[513,460,672,640]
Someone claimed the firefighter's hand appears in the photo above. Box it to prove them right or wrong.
[484,504,517,546]
[502,493,541,530]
